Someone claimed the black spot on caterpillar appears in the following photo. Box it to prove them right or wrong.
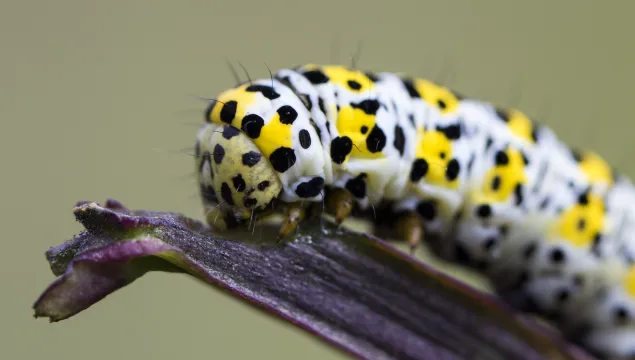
[197,63,634,360]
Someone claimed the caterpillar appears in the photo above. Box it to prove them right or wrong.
[194,64,635,360]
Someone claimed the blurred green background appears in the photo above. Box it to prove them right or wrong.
[2,0,634,359]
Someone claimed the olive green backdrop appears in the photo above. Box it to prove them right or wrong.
[2,0,634,359]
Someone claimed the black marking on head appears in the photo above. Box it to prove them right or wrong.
[351,99,380,115]
[578,192,589,205]
[437,124,462,140]
[476,204,492,218]
[366,126,386,153]
[299,129,311,149]
[213,144,225,164]
[330,136,353,164]
[495,150,509,166]
[345,173,367,199]
[221,182,234,206]
[410,159,429,182]
[243,197,257,208]
[347,80,362,90]
[269,147,296,173]
[445,159,460,181]
[295,177,325,198]
[257,180,270,191]
[232,174,246,192]
[360,125,368,134]
[222,125,240,139]
[402,79,420,98]
[242,151,262,167]
[416,200,437,221]
[303,70,329,84]
[245,84,280,100]
[277,105,298,125]
[220,100,238,124]
[241,114,265,139]
[394,125,405,156]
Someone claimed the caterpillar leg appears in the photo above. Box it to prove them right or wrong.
[278,202,307,241]
[394,211,425,255]
[325,187,354,224]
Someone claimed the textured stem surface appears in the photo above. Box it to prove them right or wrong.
[33,200,594,360]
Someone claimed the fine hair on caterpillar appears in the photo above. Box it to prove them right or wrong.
[194,62,635,360]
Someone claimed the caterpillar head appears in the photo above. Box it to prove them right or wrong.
[196,123,282,228]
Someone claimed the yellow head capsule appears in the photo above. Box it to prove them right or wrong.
[196,123,282,223]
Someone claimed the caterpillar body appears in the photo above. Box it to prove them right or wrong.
[195,64,635,360]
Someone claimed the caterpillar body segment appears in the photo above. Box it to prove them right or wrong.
[195,64,635,359]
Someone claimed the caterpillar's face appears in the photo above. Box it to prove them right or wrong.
[196,123,282,226]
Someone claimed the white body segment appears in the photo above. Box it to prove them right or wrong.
[197,64,635,359]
